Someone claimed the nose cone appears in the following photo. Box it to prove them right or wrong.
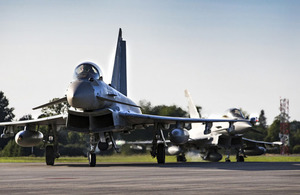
[235,121,253,133]
[67,81,96,109]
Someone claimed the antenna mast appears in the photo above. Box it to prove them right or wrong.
[279,98,290,154]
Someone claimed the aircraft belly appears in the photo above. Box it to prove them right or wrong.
[66,109,131,133]
[218,135,243,148]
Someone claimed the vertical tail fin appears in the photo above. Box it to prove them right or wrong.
[184,89,200,119]
[184,90,204,136]
[111,28,127,96]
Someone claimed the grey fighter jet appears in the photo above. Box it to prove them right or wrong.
[0,29,243,167]
[128,90,281,163]
[180,90,282,162]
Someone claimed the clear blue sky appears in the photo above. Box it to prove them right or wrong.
[0,0,299,124]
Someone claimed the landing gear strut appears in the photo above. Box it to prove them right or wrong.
[225,148,231,162]
[45,124,59,166]
[236,148,245,162]
[88,133,98,167]
[151,123,167,164]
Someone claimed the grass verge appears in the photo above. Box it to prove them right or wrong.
[0,154,299,163]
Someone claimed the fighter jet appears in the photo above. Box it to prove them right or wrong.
[0,29,243,167]
[178,90,282,162]
[128,90,281,162]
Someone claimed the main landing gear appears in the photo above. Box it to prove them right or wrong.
[45,125,59,166]
[236,148,245,162]
[156,143,166,164]
[88,152,96,167]
[45,145,55,165]
[176,154,187,163]
[225,148,246,162]
[151,123,167,164]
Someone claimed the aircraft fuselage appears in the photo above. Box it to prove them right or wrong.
[66,62,141,114]
[63,62,141,133]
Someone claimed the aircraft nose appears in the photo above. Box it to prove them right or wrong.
[67,81,95,109]
[235,121,253,133]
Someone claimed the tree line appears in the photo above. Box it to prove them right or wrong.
[0,91,300,157]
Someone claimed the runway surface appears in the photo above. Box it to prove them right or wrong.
[0,162,299,194]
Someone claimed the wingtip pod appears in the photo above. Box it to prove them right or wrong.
[273,141,283,146]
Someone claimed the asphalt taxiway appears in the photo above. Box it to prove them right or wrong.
[0,162,299,194]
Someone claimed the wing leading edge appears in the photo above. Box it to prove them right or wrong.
[119,112,240,125]
[0,115,66,127]
[242,137,282,146]
[0,115,66,139]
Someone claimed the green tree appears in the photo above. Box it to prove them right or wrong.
[0,114,43,157]
[1,140,21,157]
[258,110,267,129]
[239,108,250,119]
[0,91,15,150]
[67,131,81,145]
[39,98,69,118]
[244,110,268,141]
[121,100,188,143]
[38,98,88,156]
[139,100,152,114]
[139,100,187,117]
[19,114,33,121]
[0,91,15,122]
[263,118,300,154]
[293,145,300,153]
[290,121,300,153]
[265,117,280,142]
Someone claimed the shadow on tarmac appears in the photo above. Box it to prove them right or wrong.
[55,162,300,171]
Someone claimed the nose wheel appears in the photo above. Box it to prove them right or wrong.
[88,152,96,167]
[236,155,244,162]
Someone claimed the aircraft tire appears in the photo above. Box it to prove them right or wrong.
[88,152,96,167]
[157,143,165,164]
[45,145,55,166]
[237,155,244,162]
[177,155,187,162]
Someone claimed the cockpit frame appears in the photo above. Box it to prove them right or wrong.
[74,62,103,80]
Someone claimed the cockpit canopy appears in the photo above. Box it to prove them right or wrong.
[74,62,102,80]
[224,108,245,119]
